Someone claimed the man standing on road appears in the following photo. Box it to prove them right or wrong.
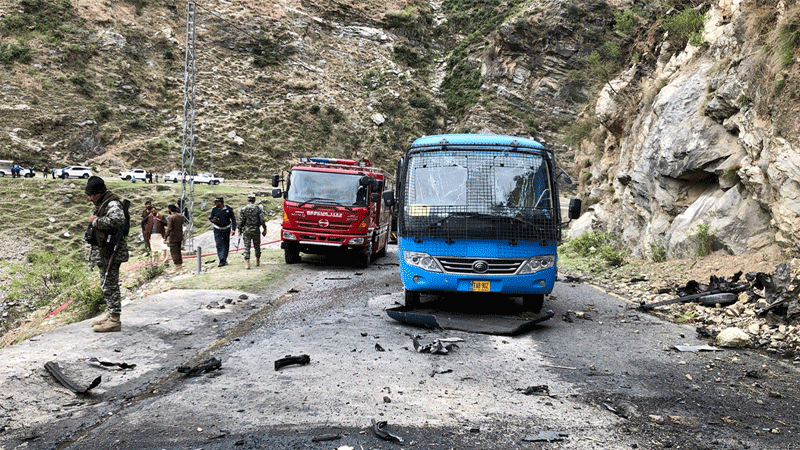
[85,176,129,333]
[165,204,184,272]
[238,193,267,269]
[209,196,236,267]
[141,200,153,252]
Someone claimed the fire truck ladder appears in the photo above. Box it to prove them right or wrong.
[180,1,197,248]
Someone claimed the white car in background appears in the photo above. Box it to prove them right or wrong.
[119,168,147,180]
[60,166,93,179]
[163,170,190,183]
[193,172,224,185]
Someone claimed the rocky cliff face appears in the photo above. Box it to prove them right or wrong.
[561,0,800,257]
[2,0,798,257]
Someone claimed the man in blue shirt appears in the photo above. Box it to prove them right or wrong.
[208,196,236,267]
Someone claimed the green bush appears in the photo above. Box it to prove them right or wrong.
[562,231,627,268]
[688,223,715,257]
[562,118,596,146]
[778,9,800,67]
[252,36,283,67]
[614,9,639,35]
[0,43,33,67]
[648,241,667,262]
[661,9,705,49]
[3,250,100,313]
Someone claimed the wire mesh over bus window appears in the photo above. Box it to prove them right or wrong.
[401,149,558,242]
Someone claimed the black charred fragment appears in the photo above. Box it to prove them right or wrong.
[44,361,101,395]
[371,419,404,443]
[178,357,222,377]
[274,354,310,370]
[311,433,342,442]
[522,430,569,442]
[749,263,800,320]
[89,357,136,370]
[520,385,550,396]
[640,272,749,310]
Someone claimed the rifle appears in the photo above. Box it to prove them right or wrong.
[102,199,131,290]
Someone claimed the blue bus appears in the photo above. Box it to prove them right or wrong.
[383,134,581,312]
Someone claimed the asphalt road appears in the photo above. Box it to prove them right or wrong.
[1,246,798,449]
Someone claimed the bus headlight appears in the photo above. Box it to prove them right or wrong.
[282,231,297,240]
[517,255,555,275]
[404,251,442,273]
[349,237,365,245]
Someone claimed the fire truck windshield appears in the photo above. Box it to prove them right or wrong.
[287,170,368,206]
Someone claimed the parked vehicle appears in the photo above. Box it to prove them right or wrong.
[119,168,147,180]
[60,166,93,179]
[383,134,581,312]
[272,157,392,267]
[0,160,12,177]
[163,170,190,183]
[193,172,223,185]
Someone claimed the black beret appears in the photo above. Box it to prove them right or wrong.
[85,176,107,195]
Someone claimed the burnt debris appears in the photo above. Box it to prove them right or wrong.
[45,361,101,395]
[177,357,222,377]
[274,354,310,371]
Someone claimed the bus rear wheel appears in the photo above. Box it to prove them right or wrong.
[522,294,544,313]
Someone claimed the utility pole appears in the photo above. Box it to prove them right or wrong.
[180,1,197,249]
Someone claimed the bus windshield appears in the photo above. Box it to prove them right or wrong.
[402,149,556,241]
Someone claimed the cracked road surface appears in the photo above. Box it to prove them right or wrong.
[1,247,798,449]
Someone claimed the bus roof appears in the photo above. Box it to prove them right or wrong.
[408,134,546,150]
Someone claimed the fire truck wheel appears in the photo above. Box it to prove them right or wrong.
[522,294,544,313]
[404,289,420,307]
[284,247,301,264]
[359,241,372,268]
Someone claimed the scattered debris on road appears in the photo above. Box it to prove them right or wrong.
[178,357,222,377]
[411,336,463,354]
[88,357,136,370]
[518,385,550,396]
[371,419,404,443]
[430,365,453,377]
[671,344,720,352]
[274,354,310,370]
[522,430,568,442]
[44,361,101,394]
[311,433,342,442]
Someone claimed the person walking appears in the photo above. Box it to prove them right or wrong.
[164,204,184,272]
[238,194,267,269]
[141,200,153,252]
[85,176,129,333]
[147,206,169,264]
[209,196,236,267]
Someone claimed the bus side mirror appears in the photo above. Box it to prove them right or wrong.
[271,174,280,187]
[382,190,395,207]
[568,198,582,219]
[372,179,383,191]
[360,175,371,186]
[272,188,283,198]
[370,193,381,204]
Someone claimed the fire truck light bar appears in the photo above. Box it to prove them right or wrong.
[309,157,358,165]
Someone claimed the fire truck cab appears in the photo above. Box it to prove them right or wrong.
[272,157,392,267]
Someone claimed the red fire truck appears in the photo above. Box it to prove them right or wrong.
[271,157,392,267]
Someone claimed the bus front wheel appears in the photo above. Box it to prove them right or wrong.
[522,294,544,313]
[404,289,420,307]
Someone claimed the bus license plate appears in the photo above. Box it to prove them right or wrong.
[471,281,491,292]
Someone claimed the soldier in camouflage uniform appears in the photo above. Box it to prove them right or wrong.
[85,176,129,332]
[238,193,266,269]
